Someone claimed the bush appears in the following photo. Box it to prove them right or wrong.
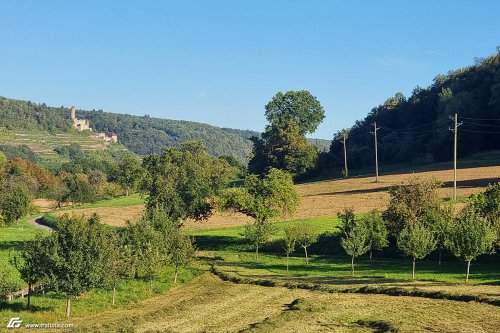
[39,213,59,229]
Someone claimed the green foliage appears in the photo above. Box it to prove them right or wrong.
[0,265,20,297]
[338,207,356,234]
[397,224,437,260]
[140,140,231,223]
[114,153,142,196]
[341,220,370,275]
[60,173,95,204]
[264,90,325,135]
[295,222,318,265]
[469,182,500,245]
[0,185,31,225]
[253,121,318,175]
[243,222,277,260]
[446,208,495,262]
[220,168,300,224]
[359,210,389,258]
[11,234,49,307]
[283,225,298,272]
[397,223,437,278]
[383,177,442,234]
[166,228,195,283]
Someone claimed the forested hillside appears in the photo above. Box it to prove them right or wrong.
[0,97,258,161]
[322,51,500,171]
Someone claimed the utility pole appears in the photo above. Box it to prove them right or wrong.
[371,122,380,182]
[342,131,348,178]
[449,114,463,200]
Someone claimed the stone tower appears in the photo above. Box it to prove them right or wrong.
[71,106,76,120]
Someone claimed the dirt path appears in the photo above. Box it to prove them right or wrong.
[27,216,53,232]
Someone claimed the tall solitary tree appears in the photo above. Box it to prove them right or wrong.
[397,223,437,279]
[445,208,495,282]
[140,140,231,225]
[264,90,325,135]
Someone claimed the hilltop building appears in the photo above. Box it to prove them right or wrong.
[97,132,118,143]
[70,106,118,143]
[70,106,91,131]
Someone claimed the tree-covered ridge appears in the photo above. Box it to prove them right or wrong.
[0,96,258,161]
[323,51,500,170]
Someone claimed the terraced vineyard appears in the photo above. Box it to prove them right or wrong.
[0,128,130,168]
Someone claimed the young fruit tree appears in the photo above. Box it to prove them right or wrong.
[220,168,300,260]
[243,222,277,260]
[167,228,195,283]
[296,223,317,265]
[43,214,109,319]
[341,222,370,276]
[397,223,437,279]
[11,234,48,309]
[102,232,129,305]
[359,210,388,260]
[445,208,495,282]
[283,225,298,272]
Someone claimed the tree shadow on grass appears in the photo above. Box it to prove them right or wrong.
[0,301,52,313]
[193,235,249,251]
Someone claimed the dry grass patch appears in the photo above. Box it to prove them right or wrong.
[53,205,144,227]
[71,273,500,333]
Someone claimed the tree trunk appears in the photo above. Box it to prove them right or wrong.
[438,249,442,266]
[412,257,416,279]
[112,285,116,305]
[286,252,289,273]
[66,296,71,319]
[304,246,308,265]
[466,260,471,282]
[174,266,179,284]
[27,283,31,309]
[149,276,153,292]
[126,188,129,196]
[369,250,373,261]
[255,244,259,261]
[351,254,355,276]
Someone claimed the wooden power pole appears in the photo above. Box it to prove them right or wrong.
[449,114,462,200]
[342,131,348,178]
[371,122,380,182]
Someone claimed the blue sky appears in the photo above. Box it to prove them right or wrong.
[1,1,499,139]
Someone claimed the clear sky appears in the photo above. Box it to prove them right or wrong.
[1,1,499,139]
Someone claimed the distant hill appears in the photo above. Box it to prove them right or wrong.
[322,50,500,171]
[0,97,259,161]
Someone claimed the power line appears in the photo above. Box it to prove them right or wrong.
[460,128,500,134]
[462,121,500,128]
[459,116,500,121]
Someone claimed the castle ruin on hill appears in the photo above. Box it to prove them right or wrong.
[70,106,118,143]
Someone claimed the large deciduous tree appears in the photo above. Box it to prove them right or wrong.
[383,177,442,235]
[140,140,231,224]
[264,90,325,135]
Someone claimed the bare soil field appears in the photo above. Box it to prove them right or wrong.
[295,164,500,219]
[71,273,500,333]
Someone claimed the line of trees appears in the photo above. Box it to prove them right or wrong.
[239,178,498,282]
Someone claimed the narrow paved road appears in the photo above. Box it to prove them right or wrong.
[28,216,53,232]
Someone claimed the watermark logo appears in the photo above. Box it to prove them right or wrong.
[6,317,22,328]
